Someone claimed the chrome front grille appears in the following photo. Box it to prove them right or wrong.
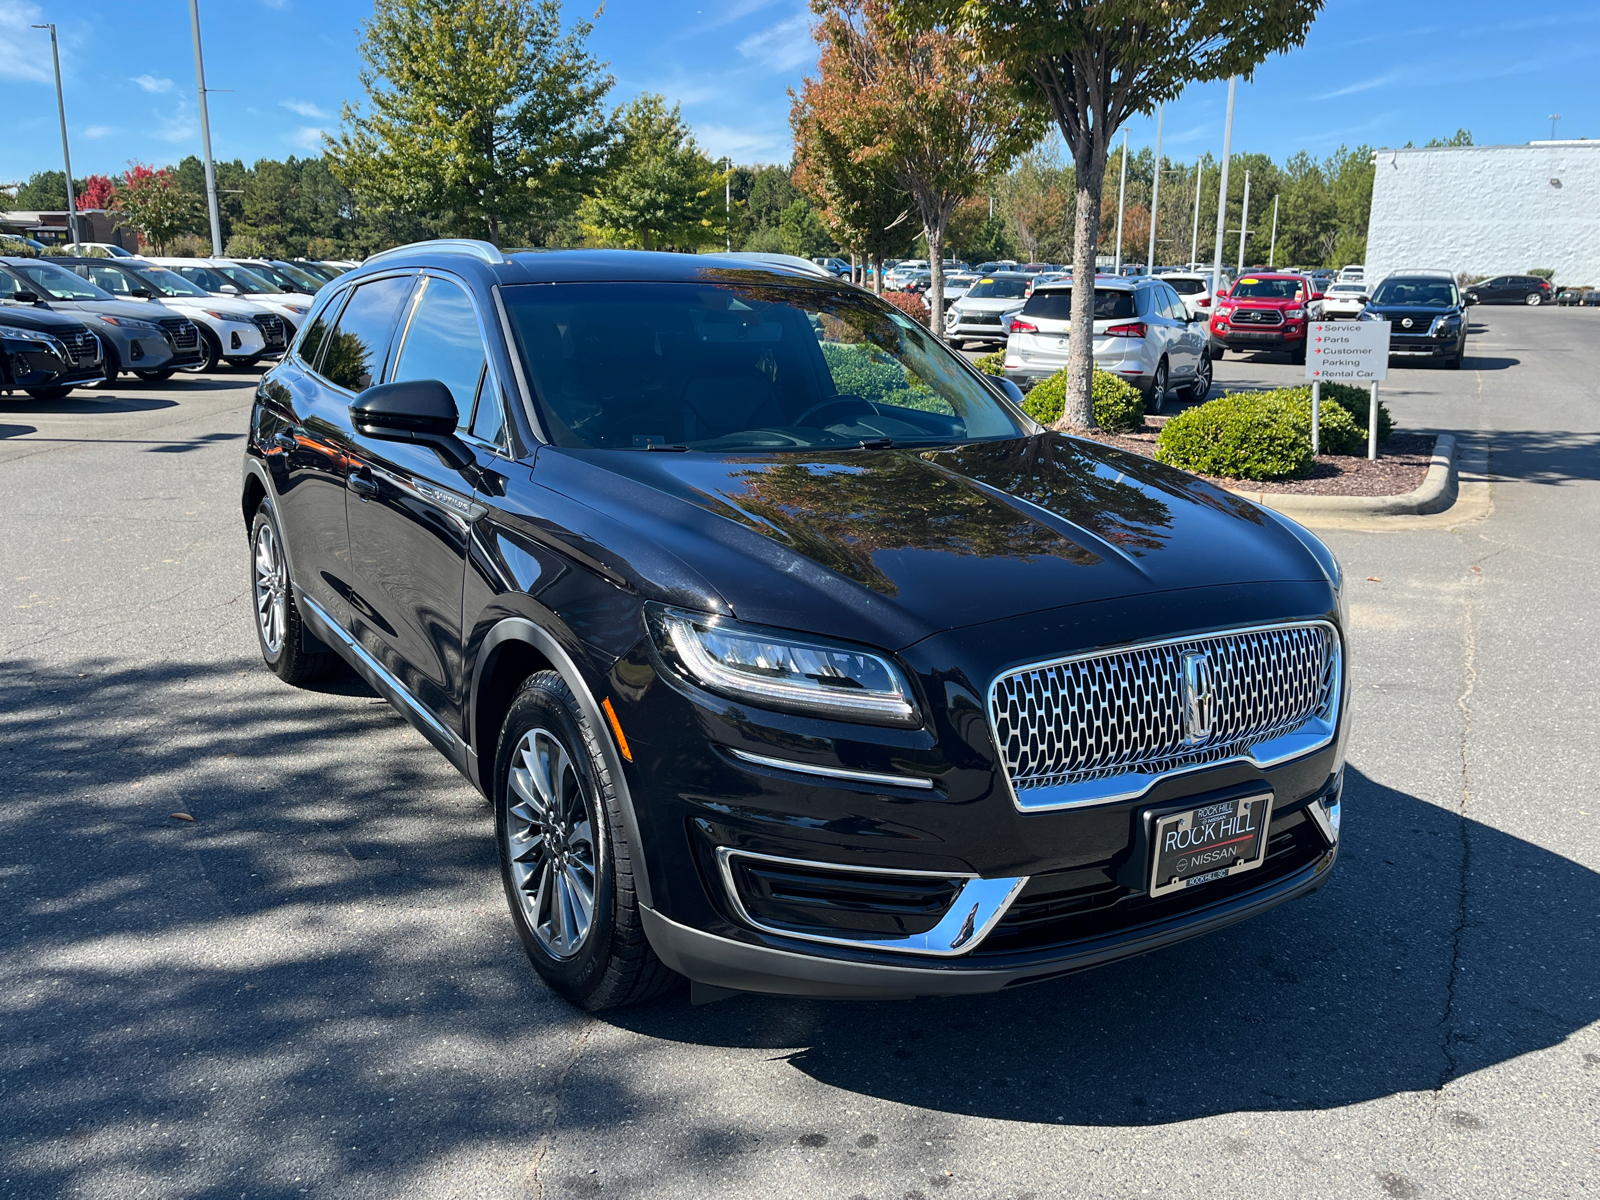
[65,329,100,366]
[1233,308,1284,325]
[988,623,1340,810]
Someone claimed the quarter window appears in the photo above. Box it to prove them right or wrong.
[390,277,487,431]
[318,275,414,393]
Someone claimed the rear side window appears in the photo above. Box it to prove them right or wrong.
[318,275,415,393]
[296,289,344,369]
[390,276,487,430]
[83,264,136,295]
[1167,278,1205,295]
[1021,289,1136,321]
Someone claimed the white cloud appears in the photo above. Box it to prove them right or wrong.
[83,124,112,138]
[737,13,816,72]
[156,102,198,144]
[0,1,51,83]
[281,98,328,118]
[289,125,328,150]
[696,122,790,163]
[688,0,782,33]
[133,74,175,93]
[1318,72,1399,100]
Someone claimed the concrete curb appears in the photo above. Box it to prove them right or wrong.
[1228,433,1458,518]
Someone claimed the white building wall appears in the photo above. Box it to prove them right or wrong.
[1366,143,1600,286]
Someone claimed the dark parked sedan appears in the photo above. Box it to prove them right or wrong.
[0,305,104,398]
[243,243,1348,1009]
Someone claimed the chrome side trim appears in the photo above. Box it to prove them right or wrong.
[363,238,507,267]
[988,620,1343,813]
[714,847,1027,958]
[299,592,464,757]
[726,747,935,791]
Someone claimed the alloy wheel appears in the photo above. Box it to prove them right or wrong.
[1190,354,1212,402]
[505,727,597,960]
[252,520,288,656]
[1525,293,1543,306]
[1149,361,1168,412]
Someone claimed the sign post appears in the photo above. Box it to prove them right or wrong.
[1306,320,1390,460]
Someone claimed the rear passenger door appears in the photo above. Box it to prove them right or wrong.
[345,272,497,738]
[1161,285,1200,378]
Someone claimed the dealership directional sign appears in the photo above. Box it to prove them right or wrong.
[1306,321,1390,381]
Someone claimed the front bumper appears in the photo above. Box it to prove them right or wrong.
[612,585,1348,998]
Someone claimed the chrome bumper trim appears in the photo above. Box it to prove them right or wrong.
[715,847,1027,958]
[726,747,935,790]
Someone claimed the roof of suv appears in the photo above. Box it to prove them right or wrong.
[347,242,843,289]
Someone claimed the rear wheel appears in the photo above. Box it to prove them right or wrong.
[495,672,678,1011]
[250,499,338,685]
[24,385,73,400]
[1524,292,1543,306]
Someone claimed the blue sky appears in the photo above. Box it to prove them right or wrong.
[2,0,1597,186]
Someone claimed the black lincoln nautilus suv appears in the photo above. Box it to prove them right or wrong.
[243,242,1348,1009]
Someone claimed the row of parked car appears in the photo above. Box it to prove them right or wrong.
[0,253,351,398]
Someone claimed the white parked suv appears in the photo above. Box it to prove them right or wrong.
[61,257,287,370]
[1002,275,1211,411]
[1158,271,1222,320]
[944,272,1033,346]
[143,258,313,334]
[1319,280,1368,319]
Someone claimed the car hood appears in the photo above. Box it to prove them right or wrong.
[0,303,93,334]
[157,295,262,319]
[528,435,1329,651]
[1365,305,1459,319]
[33,297,175,323]
[957,297,1027,312]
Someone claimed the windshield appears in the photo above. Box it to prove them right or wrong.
[1229,277,1305,300]
[966,276,1030,300]
[1166,278,1206,295]
[122,264,211,298]
[237,262,309,292]
[502,281,1027,453]
[1327,283,1364,295]
[214,264,284,294]
[1371,278,1459,307]
[1020,287,1136,322]
[3,259,111,301]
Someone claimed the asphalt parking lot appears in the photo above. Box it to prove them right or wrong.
[3,306,1597,1200]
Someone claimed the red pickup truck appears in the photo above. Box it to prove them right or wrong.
[1208,273,1323,364]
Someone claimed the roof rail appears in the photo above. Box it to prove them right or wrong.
[362,238,507,267]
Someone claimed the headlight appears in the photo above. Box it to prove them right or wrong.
[99,316,161,333]
[1286,308,1305,319]
[283,304,310,315]
[1216,305,1233,317]
[650,607,920,726]
[2,326,56,345]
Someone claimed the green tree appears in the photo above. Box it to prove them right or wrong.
[899,0,1323,428]
[14,171,68,210]
[745,166,804,234]
[816,0,1044,331]
[331,0,614,246]
[778,198,834,257]
[579,94,725,250]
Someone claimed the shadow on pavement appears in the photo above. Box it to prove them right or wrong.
[1484,429,1600,486]
[0,422,37,439]
[0,395,179,414]
[603,765,1599,1127]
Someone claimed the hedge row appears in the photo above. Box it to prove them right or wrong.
[1153,384,1390,480]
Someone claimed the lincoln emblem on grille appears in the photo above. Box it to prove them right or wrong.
[1181,651,1215,745]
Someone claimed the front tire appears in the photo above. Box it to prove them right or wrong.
[133,368,176,382]
[1179,352,1213,403]
[190,328,221,373]
[495,672,677,1011]
[24,385,74,400]
[1144,359,1169,413]
[250,500,338,685]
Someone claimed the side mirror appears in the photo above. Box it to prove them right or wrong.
[220,284,239,295]
[13,289,41,303]
[986,375,1026,407]
[349,379,477,474]
[1464,293,1478,305]
[131,287,154,299]
[1357,295,1370,305]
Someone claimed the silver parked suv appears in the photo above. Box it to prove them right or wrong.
[1002,275,1212,411]
[944,271,1034,347]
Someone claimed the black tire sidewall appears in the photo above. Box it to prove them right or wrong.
[493,676,620,1004]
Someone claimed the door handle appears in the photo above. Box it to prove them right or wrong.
[346,469,379,499]
[272,429,297,452]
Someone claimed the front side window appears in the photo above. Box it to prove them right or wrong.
[318,275,415,393]
[390,276,487,431]
[1370,279,1459,307]
[81,264,138,295]
[124,265,210,298]
[502,281,1026,452]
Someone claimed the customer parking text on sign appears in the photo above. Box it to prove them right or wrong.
[1306,321,1389,382]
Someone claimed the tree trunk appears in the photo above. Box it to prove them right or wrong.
[872,252,883,296]
[925,222,946,334]
[642,227,652,252]
[485,213,500,248]
[1061,150,1107,430]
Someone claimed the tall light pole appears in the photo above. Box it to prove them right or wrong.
[1210,75,1238,296]
[721,157,731,252]
[1190,155,1204,267]
[1113,130,1129,273]
[1145,102,1163,275]
[1268,194,1279,268]
[189,0,224,256]
[32,24,81,247]
[1236,170,1251,272]
[1548,114,1561,140]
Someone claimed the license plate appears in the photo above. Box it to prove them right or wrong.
[1148,793,1273,898]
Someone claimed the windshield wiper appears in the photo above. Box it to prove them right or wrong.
[857,438,896,450]
[643,443,690,452]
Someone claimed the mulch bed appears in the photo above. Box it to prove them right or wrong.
[1069,417,1438,497]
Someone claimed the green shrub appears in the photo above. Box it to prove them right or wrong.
[1156,391,1319,480]
[818,341,943,413]
[1020,368,1146,433]
[1317,379,1392,443]
[972,350,1005,376]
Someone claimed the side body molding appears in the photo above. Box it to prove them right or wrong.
[470,616,654,910]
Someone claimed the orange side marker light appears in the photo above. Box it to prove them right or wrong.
[601,697,633,762]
